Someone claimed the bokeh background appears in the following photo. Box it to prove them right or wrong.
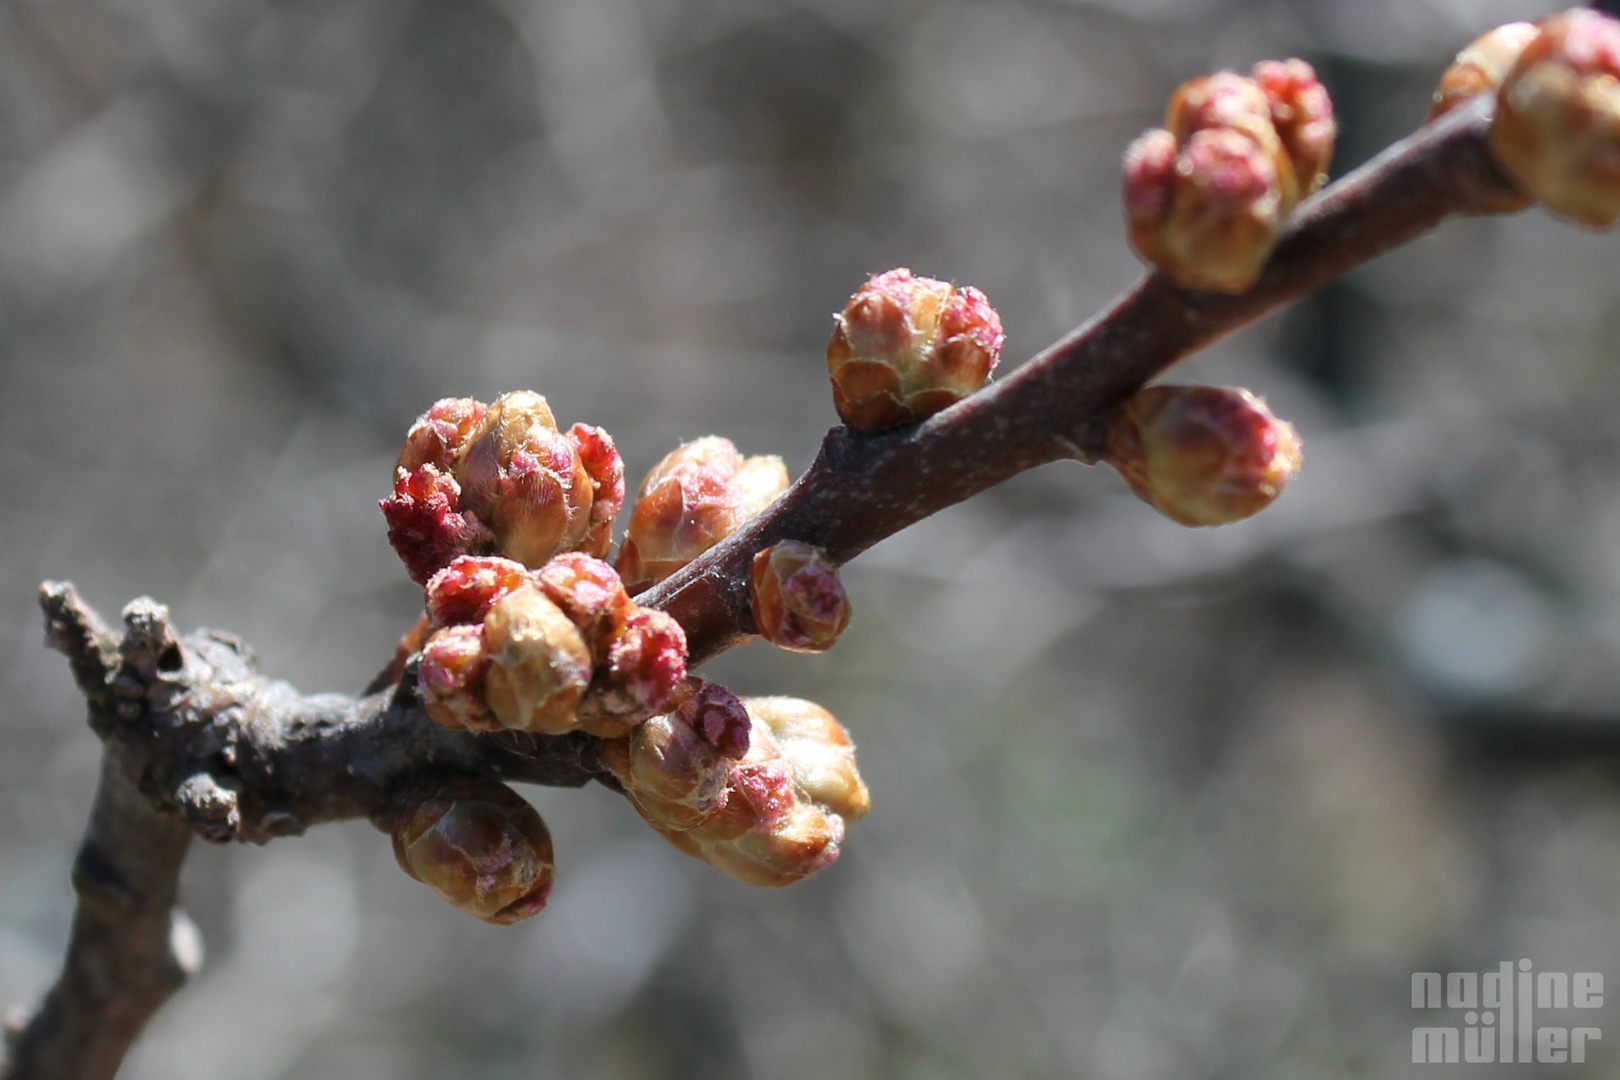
[4,0,1620,1076]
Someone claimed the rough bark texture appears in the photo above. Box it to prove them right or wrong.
[3,89,1523,1080]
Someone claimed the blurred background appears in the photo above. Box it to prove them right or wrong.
[3,0,1620,1076]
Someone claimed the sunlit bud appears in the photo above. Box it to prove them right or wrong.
[1128,64,1333,293]
[744,696,870,822]
[690,719,798,842]
[826,269,1005,431]
[749,541,851,653]
[381,464,496,586]
[391,783,555,924]
[616,437,789,593]
[690,801,846,888]
[1491,9,1620,228]
[481,584,592,734]
[425,555,532,629]
[397,397,488,474]
[533,552,633,649]
[1430,22,1541,120]
[609,679,750,830]
[1102,384,1302,527]
[1253,59,1336,193]
[418,624,496,731]
[455,391,597,568]
[578,607,688,737]
[567,424,625,560]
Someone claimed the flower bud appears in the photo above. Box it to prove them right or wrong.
[425,555,531,629]
[826,269,1005,431]
[1491,9,1620,228]
[1103,384,1301,527]
[607,679,751,830]
[617,437,789,593]
[1430,22,1541,121]
[392,783,555,924]
[397,397,488,474]
[381,465,496,586]
[749,541,851,653]
[578,607,688,737]
[481,584,592,734]
[568,424,626,560]
[417,624,496,731]
[688,801,845,888]
[1253,59,1336,193]
[1126,64,1334,293]
[533,552,633,650]
[744,696,870,822]
[454,391,598,569]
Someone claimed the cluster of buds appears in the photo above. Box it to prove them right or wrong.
[1100,384,1303,527]
[750,541,850,653]
[826,268,1005,431]
[1486,9,1620,229]
[416,553,686,737]
[391,782,555,924]
[617,436,788,593]
[601,687,869,886]
[1123,59,1336,293]
[382,392,625,584]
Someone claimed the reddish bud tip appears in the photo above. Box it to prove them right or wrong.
[392,783,555,924]
[579,607,689,736]
[397,397,488,474]
[1127,62,1334,293]
[616,437,789,593]
[1102,384,1303,527]
[418,624,497,731]
[425,555,532,628]
[827,268,1004,431]
[381,465,496,586]
[534,551,633,648]
[749,541,851,653]
[1492,9,1620,228]
[567,423,625,559]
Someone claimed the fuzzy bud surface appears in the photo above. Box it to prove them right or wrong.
[749,541,851,653]
[1102,384,1302,527]
[392,783,555,924]
[1492,9,1620,228]
[617,436,788,593]
[826,269,1004,431]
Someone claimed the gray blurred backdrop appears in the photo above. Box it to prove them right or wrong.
[4,0,1620,1077]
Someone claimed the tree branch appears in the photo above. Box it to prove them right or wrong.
[642,93,1519,665]
[4,89,1522,1080]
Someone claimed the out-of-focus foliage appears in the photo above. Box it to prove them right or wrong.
[3,0,1619,1077]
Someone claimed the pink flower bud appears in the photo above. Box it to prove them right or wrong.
[417,624,496,731]
[1492,9,1620,228]
[397,397,488,474]
[425,555,532,629]
[455,391,598,569]
[567,423,626,560]
[578,607,688,737]
[533,552,633,649]
[1102,384,1302,527]
[480,584,592,734]
[1430,22,1541,120]
[826,269,1004,431]
[1126,63,1335,293]
[1253,59,1336,193]
[749,541,851,653]
[607,679,750,830]
[744,696,870,822]
[616,436,789,593]
[392,783,555,924]
[381,464,496,586]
